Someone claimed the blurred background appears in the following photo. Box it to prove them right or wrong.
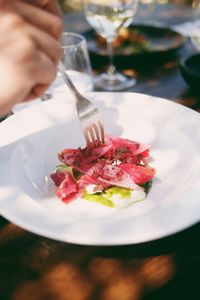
[58,0,196,13]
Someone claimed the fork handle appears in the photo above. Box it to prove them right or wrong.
[58,61,83,103]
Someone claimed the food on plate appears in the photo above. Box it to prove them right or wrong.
[50,135,155,208]
[96,27,149,51]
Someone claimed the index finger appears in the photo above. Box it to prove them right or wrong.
[14,1,63,40]
[18,0,62,17]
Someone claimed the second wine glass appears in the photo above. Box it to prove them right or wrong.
[83,0,138,91]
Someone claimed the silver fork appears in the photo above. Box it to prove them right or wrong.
[58,61,105,147]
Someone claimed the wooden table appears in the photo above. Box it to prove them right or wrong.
[0,3,200,300]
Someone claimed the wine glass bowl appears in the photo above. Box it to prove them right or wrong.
[83,0,139,91]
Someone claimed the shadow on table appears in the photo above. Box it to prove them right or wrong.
[0,214,199,300]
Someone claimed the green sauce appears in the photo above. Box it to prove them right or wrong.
[83,186,132,207]
[83,192,115,207]
[105,186,132,199]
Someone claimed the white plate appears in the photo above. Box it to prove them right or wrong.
[0,92,200,246]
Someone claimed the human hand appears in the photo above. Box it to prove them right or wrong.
[1,0,63,40]
[18,0,62,18]
[0,0,63,115]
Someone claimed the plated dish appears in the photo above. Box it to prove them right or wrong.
[50,134,155,208]
[83,24,186,69]
[0,92,200,245]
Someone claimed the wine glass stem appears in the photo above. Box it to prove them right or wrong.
[106,38,116,79]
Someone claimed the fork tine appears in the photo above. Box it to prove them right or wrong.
[88,126,96,147]
[84,127,96,148]
[84,123,103,148]
[98,121,105,144]
[83,128,92,147]
[94,121,105,145]
[93,123,101,144]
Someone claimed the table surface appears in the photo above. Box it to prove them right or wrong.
[0,3,200,300]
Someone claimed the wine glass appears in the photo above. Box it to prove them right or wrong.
[83,0,138,91]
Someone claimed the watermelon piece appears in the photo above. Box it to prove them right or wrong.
[59,144,112,173]
[89,163,143,190]
[119,163,156,184]
[55,173,79,203]
[50,172,66,187]
[103,135,150,163]
[78,161,142,191]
